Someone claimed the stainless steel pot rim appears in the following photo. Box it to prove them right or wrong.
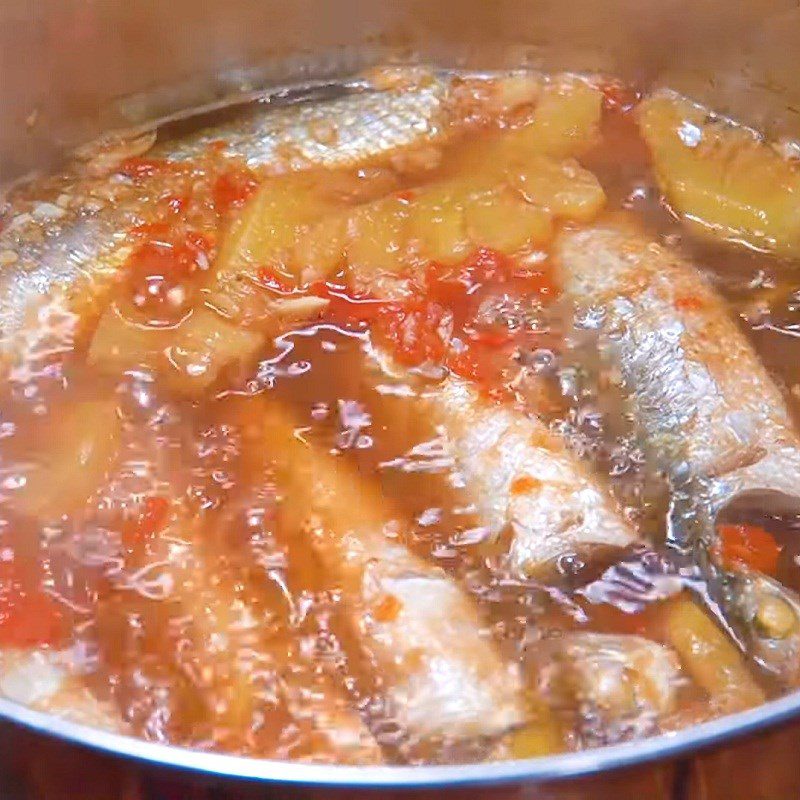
[4,690,800,787]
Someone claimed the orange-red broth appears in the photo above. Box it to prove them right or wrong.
[1,81,799,762]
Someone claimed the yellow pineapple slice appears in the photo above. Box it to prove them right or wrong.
[639,92,800,256]
[346,196,411,274]
[407,184,471,265]
[465,187,554,252]
[511,156,606,222]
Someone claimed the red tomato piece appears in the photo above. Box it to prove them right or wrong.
[0,559,65,648]
[469,328,514,348]
[212,169,259,214]
[314,283,394,327]
[717,523,782,575]
[674,295,706,312]
[510,475,542,495]
[122,496,171,551]
[377,300,451,367]
[256,267,300,295]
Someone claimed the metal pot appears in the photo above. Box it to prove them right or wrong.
[3,1,800,796]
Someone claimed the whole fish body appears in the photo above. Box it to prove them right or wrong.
[555,217,800,683]
[416,373,638,576]
[555,218,800,528]
[260,397,525,751]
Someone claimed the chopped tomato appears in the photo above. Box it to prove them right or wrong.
[313,282,394,327]
[371,247,557,391]
[125,227,213,319]
[122,496,171,551]
[119,157,172,180]
[468,328,514,348]
[0,591,65,648]
[212,169,259,214]
[0,559,65,647]
[373,593,403,623]
[376,300,451,366]
[447,344,506,392]
[426,248,556,326]
[717,523,782,575]
[426,248,514,308]
[510,475,542,495]
[256,267,300,295]
[184,230,214,256]
[674,294,706,312]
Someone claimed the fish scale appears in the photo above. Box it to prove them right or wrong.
[159,83,447,169]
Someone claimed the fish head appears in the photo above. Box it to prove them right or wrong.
[723,570,800,686]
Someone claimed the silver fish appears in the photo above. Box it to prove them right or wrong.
[262,398,525,749]
[526,632,681,746]
[369,352,638,577]
[163,81,447,169]
[430,376,639,575]
[0,79,451,355]
[49,397,379,761]
[555,219,800,522]
[555,218,800,681]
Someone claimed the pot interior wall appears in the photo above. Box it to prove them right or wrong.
[3,0,800,182]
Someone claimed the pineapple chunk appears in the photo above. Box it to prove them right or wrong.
[447,77,603,180]
[465,187,553,251]
[638,92,800,257]
[511,156,606,222]
[504,712,563,759]
[214,172,338,282]
[347,196,410,274]
[408,184,471,265]
[88,305,265,396]
[524,76,604,158]
[87,306,170,373]
[294,212,349,282]
[665,598,765,710]
[162,306,265,393]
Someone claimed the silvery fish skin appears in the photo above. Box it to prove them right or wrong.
[264,399,525,748]
[135,511,380,760]
[555,219,800,520]
[0,81,450,354]
[527,633,681,745]
[555,219,800,681]
[381,369,638,576]
[164,82,446,169]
